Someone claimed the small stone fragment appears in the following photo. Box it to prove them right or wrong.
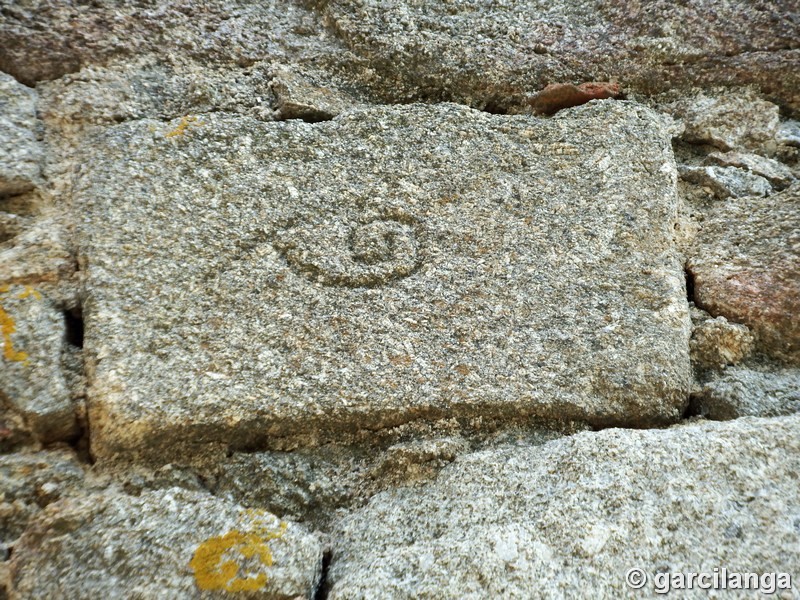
[270,68,360,122]
[668,90,780,153]
[9,488,322,599]
[776,120,800,147]
[0,73,43,195]
[0,214,75,285]
[705,151,795,189]
[0,450,85,546]
[0,284,75,442]
[528,82,623,115]
[678,165,772,199]
[687,186,800,364]
[690,315,754,370]
[0,405,34,452]
[692,366,800,419]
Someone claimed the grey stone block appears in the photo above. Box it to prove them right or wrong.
[9,488,322,599]
[328,416,800,599]
[0,284,75,442]
[0,73,42,195]
[77,102,690,462]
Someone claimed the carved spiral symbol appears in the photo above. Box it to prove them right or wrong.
[275,216,421,287]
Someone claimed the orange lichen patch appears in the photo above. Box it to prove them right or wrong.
[0,304,28,363]
[189,519,287,592]
[529,82,624,115]
[17,286,42,300]
[166,115,201,138]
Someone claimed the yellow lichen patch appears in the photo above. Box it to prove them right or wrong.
[189,519,287,593]
[17,286,42,300]
[166,115,201,138]
[0,304,28,363]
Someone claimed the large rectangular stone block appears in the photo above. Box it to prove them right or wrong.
[77,103,690,461]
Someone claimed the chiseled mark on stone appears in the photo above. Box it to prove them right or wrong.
[190,510,288,593]
[274,212,423,287]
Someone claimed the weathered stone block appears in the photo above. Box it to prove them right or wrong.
[693,366,800,419]
[316,1,800,112]
[0,450,84,545]
[0,284,75,442]
[77,102,690,461]
[0,73,42,195]
[706,151,795,190]
[678,165,772,199]
[328,416,800,598]
[9,488,322,599]
[687,185,800,364]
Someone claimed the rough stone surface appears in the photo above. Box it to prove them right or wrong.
[0,212,75,287]
[0,284,75,442]
[0,74,42,196]
[690,313,755,371]
[0,406,33,453]
[214,440,466,525]
[76,102,689,462]
[5,3,800,596]
[777,120,800,147]
[328,415,800,599]
[212,424,579,528]
[270,67,361,122]
[678,165,773,199]
[706,151,796,190]
[37,57,280,131]
[3,1,799,115]
[0,1,336,87]
[687,186,800,364]
[692,366,800,420]
[667,90,781,153]
[8,487,322,599]
[0,450,85,546]
[314,1,800,112]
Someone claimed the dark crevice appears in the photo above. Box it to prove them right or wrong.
[481,100,510,115]
[62,405,94,465]
[63,307,84,349]
[275,110,336,124]
[684,264,696,304]
[682,395,704,420]
[314,549,333,600]
[0,67,36,89]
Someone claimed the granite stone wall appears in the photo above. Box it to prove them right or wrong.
[1,1,798,597]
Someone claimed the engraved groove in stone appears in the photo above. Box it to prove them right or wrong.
[274,216,422,287]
